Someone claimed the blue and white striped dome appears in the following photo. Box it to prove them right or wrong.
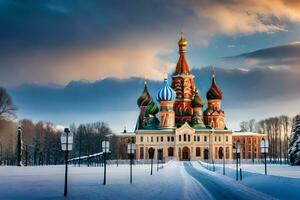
[156,78,176,102]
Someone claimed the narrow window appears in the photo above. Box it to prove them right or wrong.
[141,136,143,142]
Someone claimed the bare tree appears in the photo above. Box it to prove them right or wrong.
[240,121,249,132]
[0,87,17,120]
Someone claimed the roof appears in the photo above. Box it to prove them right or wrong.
[116,132,136,137]
[233,131,266,136]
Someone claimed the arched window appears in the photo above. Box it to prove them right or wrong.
[171,136,174,142]
[188,135,190,142]
[196,147,201,157]
[179,135,181,142]
[184,134,187,142]
[197,136,200,141]
[168,147,174,157]
[204,136,207,142]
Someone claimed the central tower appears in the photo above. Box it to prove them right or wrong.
[171,35,196,126]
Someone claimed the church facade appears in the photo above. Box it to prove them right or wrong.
[133,35,233,161]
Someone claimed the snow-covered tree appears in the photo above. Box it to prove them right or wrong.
[288,115,300,165]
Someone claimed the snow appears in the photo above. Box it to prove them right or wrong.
[0,162,206,200]
[1,161,300,200]
[200,161,300,200]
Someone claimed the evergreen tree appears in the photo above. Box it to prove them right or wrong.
[289,115,300,165]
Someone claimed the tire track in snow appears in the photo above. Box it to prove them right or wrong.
[180,162,214,200]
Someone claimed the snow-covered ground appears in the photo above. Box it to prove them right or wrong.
[0,161,299,200]
[200,161,300,200]
[226,163,300,178]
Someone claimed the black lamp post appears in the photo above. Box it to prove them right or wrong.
[148,148,154,175]
[17,125,22,166]
[260,138,269,175]
[61,128,73,197]
[102,140,110,185]
[127,142,136,184]
[234,140,240,181]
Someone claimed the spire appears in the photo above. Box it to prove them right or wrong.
[175,33,191,75]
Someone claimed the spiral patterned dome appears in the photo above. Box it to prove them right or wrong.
[137,82,152,107]
[156,78,176,102]
[206,76,223,100]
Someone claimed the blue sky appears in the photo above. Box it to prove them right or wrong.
[1,0,300,132]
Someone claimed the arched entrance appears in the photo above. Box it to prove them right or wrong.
[204,149,209,160]
[218,147,224,159]
[181,146,190,161]
[158,149,163,160]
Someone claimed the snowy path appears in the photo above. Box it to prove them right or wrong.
[204,161,300,200]
[183,162,275,200]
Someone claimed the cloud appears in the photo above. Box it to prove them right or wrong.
[1,0,300,86]
[7,67,300,132]
[187,0,300,35]
[225,42,300,71]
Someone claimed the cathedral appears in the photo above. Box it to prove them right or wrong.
[133,35,233,161]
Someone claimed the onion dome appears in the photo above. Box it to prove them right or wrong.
[178,35,187,51]
[206,73,223,100]
[156,78,176,102]
[145,101,159,117]
[191,89,204,108]
[137,81,153,107]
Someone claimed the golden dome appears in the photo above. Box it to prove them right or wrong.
[178,35,187,46]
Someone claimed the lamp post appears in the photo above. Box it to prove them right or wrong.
[127,142,136,184]
[260,138,269,175]
[17,125,22,166]
[234,140,240,181]
[148,148,154,175]
[102,140,110,185]
[61,128,73,197]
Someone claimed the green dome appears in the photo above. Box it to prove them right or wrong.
[145,101,159,117]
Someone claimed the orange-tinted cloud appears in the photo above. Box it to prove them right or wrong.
[186,0,300,35]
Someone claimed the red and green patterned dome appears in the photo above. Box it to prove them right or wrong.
[206,75,223,100]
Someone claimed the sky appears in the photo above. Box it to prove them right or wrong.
[1,0,300,132]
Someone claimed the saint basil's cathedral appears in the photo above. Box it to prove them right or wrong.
[122,35,233,161]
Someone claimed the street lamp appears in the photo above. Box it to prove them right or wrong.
[127,142,136,184]
[17,125,22,166]
[233,140,240,181]
[61,128,73,197]
[102,140,110,185]
[148,148,154,175]
[260,138,269,175]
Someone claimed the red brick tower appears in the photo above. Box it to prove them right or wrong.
[171,34,196,126]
